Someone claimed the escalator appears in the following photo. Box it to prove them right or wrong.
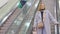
[0,0,18,21]
[0,0,59,34]
[0,7,20,34]
[0,0,36,34]
[6,0,40,34]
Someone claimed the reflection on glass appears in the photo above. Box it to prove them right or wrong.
[58,0,60,22]
[6,1,32,34]
[18,0,38,33]
[26,2,31,6]
[57,0,60,34]
[59,1,60,8]
[6,10,26,34]
[6,0,36,34]
[0,0,18,21]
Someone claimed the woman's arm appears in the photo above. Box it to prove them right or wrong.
[33,11,41,29]
[33,12,39,28]
[47,10,59,25]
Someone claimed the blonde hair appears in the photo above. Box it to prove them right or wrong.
[38,3,45,11]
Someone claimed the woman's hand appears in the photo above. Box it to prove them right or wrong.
[54,22,60,25]
[37,22,44,29]
[32,27,37,34]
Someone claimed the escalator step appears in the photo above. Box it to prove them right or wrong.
[1,27,8,30]
[0,7,21,34]
[0,33,5,34]
[0,30,6,33]
[3,24,10,27]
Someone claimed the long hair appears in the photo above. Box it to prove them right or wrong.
[38,3,45,11]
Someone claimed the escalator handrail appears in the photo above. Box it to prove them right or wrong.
[0,0,8,9]
[0,1,18,26]
[5,0,36,34]
[26,0,41,34]
[24,0,40,34]
[0,0,28,26]
[15,0,40,34]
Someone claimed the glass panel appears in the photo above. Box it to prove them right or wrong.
[58,0,60,22]
[0,0,8,8]
[18,0,39,34]
[6,11,25,34]
[6,0,34,34]
[6,8,27,34]
[0,0,18,21]
[57,0,60,34]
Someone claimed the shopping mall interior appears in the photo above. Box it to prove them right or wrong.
[0,0,60,34]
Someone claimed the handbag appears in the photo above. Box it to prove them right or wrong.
[37,22,44,29]
[37,11,44,29]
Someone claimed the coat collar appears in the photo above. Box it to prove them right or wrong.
[37,10,46,14]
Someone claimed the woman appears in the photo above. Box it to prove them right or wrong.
[33,3,59,34]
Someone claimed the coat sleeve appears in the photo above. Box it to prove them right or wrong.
[47,10,58,25]
[33,11,41,28]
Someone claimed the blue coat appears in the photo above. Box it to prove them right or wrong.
[34,10,58,34]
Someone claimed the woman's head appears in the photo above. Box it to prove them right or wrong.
[38,3,45,11]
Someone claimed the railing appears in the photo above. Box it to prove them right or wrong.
[0,0,20,26]
[6,0,40,34]
[0,1,18,26]
[17,0,40,34]
[5,0,36,34]
[0,0,29,27]
[0,0,19,21]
